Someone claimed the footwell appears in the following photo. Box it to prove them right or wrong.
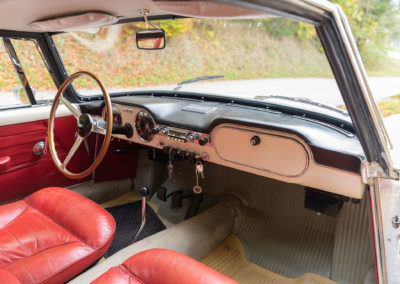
[105,202,166,257]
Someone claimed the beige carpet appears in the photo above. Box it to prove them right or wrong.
[100,191,139,208]
[202,235,337,284]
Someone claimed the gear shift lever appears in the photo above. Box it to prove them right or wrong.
[131,186,150,243]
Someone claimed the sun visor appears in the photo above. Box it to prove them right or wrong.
[153,1,271,18]
[29,12,118,32]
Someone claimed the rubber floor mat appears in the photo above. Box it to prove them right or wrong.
[105,201,166,257]
[202,235,337,284]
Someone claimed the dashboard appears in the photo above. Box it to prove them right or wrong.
[91,95,365,199]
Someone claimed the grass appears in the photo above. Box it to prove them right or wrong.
[365,58,400,76]
[378,94,400,117]
[338,94,400,117]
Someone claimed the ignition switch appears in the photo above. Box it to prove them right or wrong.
[250,135,261,146]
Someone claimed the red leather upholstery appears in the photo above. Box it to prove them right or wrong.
[0,116,139,203]
[0,269,20,283]
[92,249,238,284]
[0,187,116,283]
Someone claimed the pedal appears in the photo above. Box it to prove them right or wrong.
[185,193,203,219]
[156,186,167,201]
[171,191,183,208]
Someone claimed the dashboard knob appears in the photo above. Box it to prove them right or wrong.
[250,135,261,146]
[151,127,160,134]
[186,133,199,142]
[160,127,168,135]
[198,136,211,146]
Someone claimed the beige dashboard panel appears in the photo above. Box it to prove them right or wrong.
[109,105,364,199]
[213,126,308,177]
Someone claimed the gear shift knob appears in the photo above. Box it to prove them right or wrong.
[139,186,150,197]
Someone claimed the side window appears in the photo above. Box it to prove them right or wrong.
[0,39,25,108]
[0,38,55,109]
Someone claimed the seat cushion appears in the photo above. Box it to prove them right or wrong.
[92,248,238,284]
[0,187,115,283]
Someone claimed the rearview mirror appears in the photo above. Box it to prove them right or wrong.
[136,29,166,50]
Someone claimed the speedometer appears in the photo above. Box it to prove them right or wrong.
[102,106,122,126]
[135,111,156,142]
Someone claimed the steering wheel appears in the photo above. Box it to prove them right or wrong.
[48,71,113,179]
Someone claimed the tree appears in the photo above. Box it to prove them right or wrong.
[333,0,400,65]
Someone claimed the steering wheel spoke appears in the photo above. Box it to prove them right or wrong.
[63,136,83,169]
[60,95,81,119]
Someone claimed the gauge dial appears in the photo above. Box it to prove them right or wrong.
[135,111,156,142]
[102,106,122,125]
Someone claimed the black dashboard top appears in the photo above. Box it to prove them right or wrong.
[111,95,365,174]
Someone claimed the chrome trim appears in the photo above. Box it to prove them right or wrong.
[335,6,393,152]
[60,95,81,119]
[33,141,46,156]
[372,179,400,283]
[2,38,37,105]
[62,136,83,169]
[135,110,156,143]
[212,125,309,177]
[369,182,387,283]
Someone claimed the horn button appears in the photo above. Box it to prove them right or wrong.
[77,113,94,138]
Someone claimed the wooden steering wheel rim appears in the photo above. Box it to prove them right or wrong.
[48,71,113,179]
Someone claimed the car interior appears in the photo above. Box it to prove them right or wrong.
[0,0,376,283]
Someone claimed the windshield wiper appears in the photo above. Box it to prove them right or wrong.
[173,75,224,91]
[258,95,349,116]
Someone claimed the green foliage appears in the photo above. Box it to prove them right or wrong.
[156,19,194,37]
[332,0,400,65]
[297,22,316,40]
[262,18,299,37]
[378,94,400,117]
[260,1,400,66]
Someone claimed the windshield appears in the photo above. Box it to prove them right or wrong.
[54,18,343,109]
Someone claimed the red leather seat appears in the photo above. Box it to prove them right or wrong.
[92,249,238,284]
[0,187,115,283]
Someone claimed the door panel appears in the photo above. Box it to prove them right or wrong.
[370,178,400,283]
[0,115,90,203]
[0,112,140,203]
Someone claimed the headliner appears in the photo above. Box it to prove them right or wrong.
[0,0,270,32]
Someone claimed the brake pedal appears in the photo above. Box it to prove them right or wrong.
[156,186,167,201]
[185,193,203,219]
[171,191,183,208]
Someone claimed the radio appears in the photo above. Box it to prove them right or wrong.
[158,126,211,146]
[158,127,197,143]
